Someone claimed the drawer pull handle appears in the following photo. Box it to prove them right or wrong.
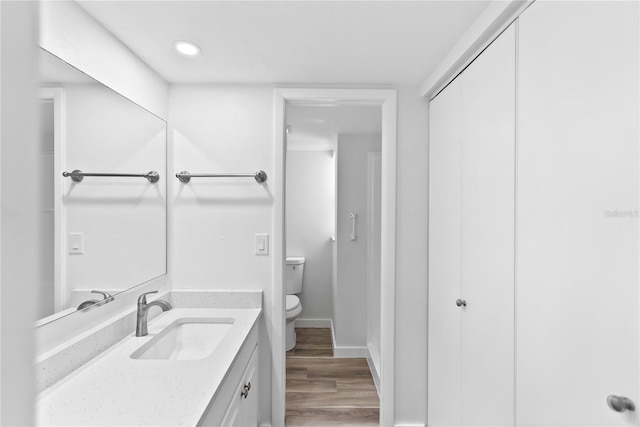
[240,382,251,399]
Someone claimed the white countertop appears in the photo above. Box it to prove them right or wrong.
[37,308,261,427]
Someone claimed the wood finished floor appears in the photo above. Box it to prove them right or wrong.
[285,328,379,426]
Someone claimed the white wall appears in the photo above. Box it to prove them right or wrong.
[334,134,381,349]
[286,150,334,322]
[0,2,38,424]
[39,0,168,120]
[170,84,274,424]
[61,84,166,307]
[171,85,273,290]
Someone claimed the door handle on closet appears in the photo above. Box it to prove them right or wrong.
[456,299,467,307]
[607,395,635,412]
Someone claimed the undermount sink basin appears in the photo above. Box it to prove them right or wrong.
[131,318,234,361]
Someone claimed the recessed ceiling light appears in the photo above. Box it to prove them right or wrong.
[173,41,201,57]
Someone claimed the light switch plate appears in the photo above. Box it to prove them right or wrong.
[69,232,84,254]
[255,234,269,255]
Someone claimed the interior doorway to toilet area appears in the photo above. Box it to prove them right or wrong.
[277,88,395,426]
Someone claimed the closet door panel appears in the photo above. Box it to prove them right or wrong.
[428,23,516,426]
[460,24,515,426]
[428,71,463,427]
[517,1,639,425]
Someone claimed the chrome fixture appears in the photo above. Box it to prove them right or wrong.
[135,290,173,337]
[77,290,114,310]
[349,212,358,241]
[241,381,252,399]
[175,170,267,184]
[607,395,635,412]
[456,299,467,307]
[63,169,160,183]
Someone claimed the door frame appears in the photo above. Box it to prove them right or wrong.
[273,88,397,426]
[38,87,65,312]
[366,151,382,390]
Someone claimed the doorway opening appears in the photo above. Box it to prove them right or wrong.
[273,88,397,426]
[284,103,382,425]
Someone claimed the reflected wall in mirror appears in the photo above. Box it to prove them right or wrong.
[37,48,167,325]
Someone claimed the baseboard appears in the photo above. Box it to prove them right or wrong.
[333,346,368,358]
[365,357,380,396]
[294,318,331,328]
[366,351,380,397]
[330,318,337,349]
[328,318,368,358]
[258,423,272,427]
[394,424,426,427]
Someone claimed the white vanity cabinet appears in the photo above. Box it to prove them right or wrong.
[198,323,259,427]
[220,345,259,426]
[36,304,263,427]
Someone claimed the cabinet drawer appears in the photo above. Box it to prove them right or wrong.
[198,323,258,426]
[220,344,258,427]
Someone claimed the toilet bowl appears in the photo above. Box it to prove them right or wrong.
[285,256,305,351]
[285,295,302,351]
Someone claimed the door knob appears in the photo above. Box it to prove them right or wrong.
[456,299,466,307]
[607,395,635,412]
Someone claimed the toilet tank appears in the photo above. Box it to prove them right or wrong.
[285,256,305,294]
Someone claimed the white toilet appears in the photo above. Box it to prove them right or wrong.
[285,256,305,351]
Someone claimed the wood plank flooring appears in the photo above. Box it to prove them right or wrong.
[285,328,379,426]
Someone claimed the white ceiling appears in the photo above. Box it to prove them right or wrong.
[286,104,381,151]
[77,1,490,85]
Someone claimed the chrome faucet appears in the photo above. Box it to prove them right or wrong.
[136,290,172,337]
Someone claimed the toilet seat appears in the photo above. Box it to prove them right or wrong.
[285,295,302,319]
[286,295,301,312]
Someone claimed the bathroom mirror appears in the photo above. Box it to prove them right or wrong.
[36,48,167,326]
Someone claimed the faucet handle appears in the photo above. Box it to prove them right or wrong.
[138,290,158,305]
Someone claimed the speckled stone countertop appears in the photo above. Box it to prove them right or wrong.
[37,307,261,426]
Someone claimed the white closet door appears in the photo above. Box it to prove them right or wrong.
[460,24,515,426]
[428,24,515,426]
[517,1,639,425]
[428,64,463,427]
[461,27,515,426]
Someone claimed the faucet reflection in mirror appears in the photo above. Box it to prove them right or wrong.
[76,290,113,311]
[36,48,168,326]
